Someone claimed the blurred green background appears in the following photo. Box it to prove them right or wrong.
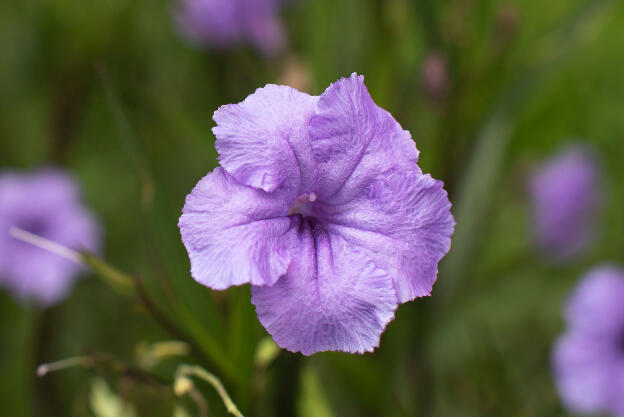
[1,0,623,416]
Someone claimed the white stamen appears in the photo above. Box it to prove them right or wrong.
[9,226,83,264]
[288,192,318,215]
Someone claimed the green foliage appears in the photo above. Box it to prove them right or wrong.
[1,0,623,416]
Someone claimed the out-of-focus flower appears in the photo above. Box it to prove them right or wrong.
[553,266,624,417]
[278,55,312,92]
[493,3,520,48]
[529,145,602,260]
[0,169,100,306]
[420,51,449,102]
[175,0,286,55]
[179,73,455,355]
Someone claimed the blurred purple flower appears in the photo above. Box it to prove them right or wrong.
[553,266,624,417]
[175,0,286,55]
[420,51,449,102]
[0,169,100,306]
[529,145,602,260]
[179,74,455,355]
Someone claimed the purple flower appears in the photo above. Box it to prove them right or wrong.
[0,169,100,306]
[420,51,449,102]
[179,74,455,355]
[553,266,624,417]
[529,145,602,260]
[175,0,285,55]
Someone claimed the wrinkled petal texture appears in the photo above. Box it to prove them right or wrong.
[251,220,397,355]
[553,266,624,417]
[311,171,454,302]
[214,84,318,194]
[179,168,300,289]
[0,169,100,306]
[180,73,455,354]
[310,73,420,201]
[307,74,453,302]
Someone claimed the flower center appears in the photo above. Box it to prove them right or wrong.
[18,218,47,237]
[289,192,317,216]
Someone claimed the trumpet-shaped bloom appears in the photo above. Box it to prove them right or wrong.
[175,0,285,55]
[553,266,624,417]
[179,74,455,355]
[529,145,601,260]
[0,169,100,306]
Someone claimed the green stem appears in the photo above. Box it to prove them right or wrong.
[175,364,245,417]
[36,352,170,388]
[81,252,134,295]
[10,223,234,381]
[81,253,231,376]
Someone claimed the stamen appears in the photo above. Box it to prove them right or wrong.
[9,226,83,264]
[288,192,318,215]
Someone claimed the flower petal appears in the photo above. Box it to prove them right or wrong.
[251,220,397,355]
[175,0,244,48]
[178,168,299,290]
[606,367,624,417]
[565,266,624,336]
[309,73,420,201]
[243,0,285,55]
[213,84,318,194]
[529,145,601,260]
[0,169,100,306]
[310,171,454,303]
[553,332,614,414]
[4,254,79,306]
